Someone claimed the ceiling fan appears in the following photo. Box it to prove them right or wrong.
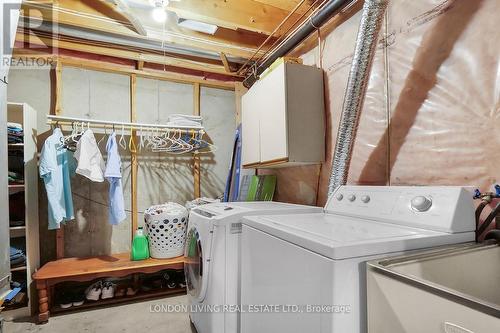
[125,0,218,34]
[149,0,180,23]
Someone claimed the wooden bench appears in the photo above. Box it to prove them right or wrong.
[33,253,185,323]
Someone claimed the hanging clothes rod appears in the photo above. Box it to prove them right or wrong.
[46,115,204,131]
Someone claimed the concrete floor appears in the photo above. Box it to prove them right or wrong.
[3,295,195,333]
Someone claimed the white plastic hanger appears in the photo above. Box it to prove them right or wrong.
[139,126,145,151]
[119,124,127,150]
[97,125,108,148]
[192,130,217,154]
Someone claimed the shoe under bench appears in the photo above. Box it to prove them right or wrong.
[33,253,185,323]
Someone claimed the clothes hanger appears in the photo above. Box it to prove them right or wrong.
[119,124,127,150]
[145,126,154,149]
[174,129,194,154]
[97,125,108,148]
[192,130,217,154]
[139,126,145,151]
[146,126,159,150]
[128,125,137,153]
[158,129,182,153]
[129,134,137,153]
[154,129,176,153]
[164,129,180,152]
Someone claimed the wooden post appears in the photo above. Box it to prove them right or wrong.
[234,82,248,125]
[130,74,138,238]
[193,83,201,199]
[53,60,65,259]
[36,280,49,323]
[54,60,62,115]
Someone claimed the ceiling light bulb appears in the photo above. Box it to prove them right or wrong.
[152,7,167,23]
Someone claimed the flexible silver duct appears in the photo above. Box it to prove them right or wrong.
[328,0,389,195]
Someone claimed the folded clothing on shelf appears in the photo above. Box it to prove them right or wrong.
[10,246,26,267]
[8,171,24,184]
[7,122,24,143]
[8,122,22,130]
[166,114,203,128]
[9,220,25,227]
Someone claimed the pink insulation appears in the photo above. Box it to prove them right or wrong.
[261,0,500,219]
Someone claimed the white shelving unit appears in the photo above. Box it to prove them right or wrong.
[4,103,39,319]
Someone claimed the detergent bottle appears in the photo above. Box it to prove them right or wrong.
[131,227,150,261]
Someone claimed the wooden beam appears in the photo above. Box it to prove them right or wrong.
[52,59,64,259]
[102,0,147,35]
[130,74,138,238]
[234,82,248,124]
[22,0,137,36]
[78,0,147,35]
[166,0,300,35]
[53,59,62,115]
[13,50,236,90]
[220,52,235,73]
[193,83,201,199]
[16,32,242,77]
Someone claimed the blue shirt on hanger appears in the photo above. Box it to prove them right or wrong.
[39,128,76,230]
[105,132,126,225]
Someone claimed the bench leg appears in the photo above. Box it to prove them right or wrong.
[37,284,49,324]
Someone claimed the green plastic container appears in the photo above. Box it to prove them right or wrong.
[131,227,150,261]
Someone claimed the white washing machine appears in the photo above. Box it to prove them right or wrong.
[240,186,476,333]
[184,201,322,333]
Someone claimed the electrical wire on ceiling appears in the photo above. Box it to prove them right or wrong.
[237,0,335,76]
[238,0,359,77]
[253,0,330,70]
[235,0,312,75]
[256,0,326,62]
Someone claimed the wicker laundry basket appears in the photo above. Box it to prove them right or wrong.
[144,203,188,259]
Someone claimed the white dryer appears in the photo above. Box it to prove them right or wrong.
[240,186,476,333]
[184,201,322,333]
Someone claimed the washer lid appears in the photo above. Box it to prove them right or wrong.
[192,201,321,220]
[242,213,473,260]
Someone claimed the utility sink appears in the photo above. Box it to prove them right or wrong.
[367,243,500,333]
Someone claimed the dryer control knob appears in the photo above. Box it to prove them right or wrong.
[361,195,370,203]
[348,194,356,202]
[336,194,344,201]
[411,196,432,212]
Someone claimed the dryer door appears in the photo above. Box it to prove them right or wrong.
[185,226,210,302]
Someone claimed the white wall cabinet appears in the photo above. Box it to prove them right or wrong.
[242,62,325,168]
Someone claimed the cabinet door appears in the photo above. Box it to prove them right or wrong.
[259,64,288,163]
[241,88,261,166]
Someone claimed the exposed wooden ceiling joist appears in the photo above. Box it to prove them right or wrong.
[22,0,271,59]
[97,0,147,35]
[165,0,301,35]
[219,52,236,73]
